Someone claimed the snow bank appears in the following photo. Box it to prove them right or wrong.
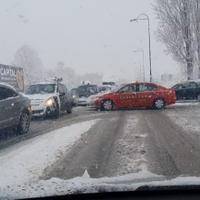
[0,120,98,190]
[174,102,200,106]
[0,170,162,199]
[166,103,200,133]
[3,171,200,199]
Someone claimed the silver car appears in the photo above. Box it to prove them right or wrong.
[0,83,31,134]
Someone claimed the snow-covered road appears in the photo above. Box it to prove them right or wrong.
[1,103,200,199]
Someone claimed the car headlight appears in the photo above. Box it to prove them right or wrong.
[45,98,54,107]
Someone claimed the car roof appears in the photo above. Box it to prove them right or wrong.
[78,84,97,87]
[123,81,158,85]
[0,82,17,91]
[178,80,200,84]
[122,82,168,89]
[29,82,56,86]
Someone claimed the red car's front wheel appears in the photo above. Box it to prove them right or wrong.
[101,100,113,111]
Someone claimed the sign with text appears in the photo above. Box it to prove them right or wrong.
[0,64,24,91]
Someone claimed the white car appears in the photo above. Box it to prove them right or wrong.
[87,90,112,107]
[25,82,72,118]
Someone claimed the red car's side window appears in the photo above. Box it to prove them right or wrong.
[138,83,157,92]
[118,84,137,93]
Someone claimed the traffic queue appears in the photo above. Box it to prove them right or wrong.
[0,63,200,135]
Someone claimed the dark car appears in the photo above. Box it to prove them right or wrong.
[77,84,99,97]
[172,81,200,100]
[76,84,99,106]
[0,83,31,134]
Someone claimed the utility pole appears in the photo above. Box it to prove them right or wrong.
[130,13,152,82]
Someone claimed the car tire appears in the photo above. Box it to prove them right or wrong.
[101,100,113,111]
[54,104,60,118]
[41,112,47,120]
[17,111,31,134]
[153,98,165,110]
[66,103,72,114]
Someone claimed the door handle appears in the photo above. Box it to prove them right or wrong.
[11,103,15,107]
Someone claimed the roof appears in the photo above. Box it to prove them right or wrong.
[0,82,17,91]
[29,82,57,86]
[177,79,200,84]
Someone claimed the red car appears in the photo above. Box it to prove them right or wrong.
[95,82,176,111]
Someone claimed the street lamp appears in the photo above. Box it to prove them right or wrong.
[132,49,145,81]
[130,13,152,82]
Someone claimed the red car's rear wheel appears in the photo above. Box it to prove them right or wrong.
[153,98,165,109]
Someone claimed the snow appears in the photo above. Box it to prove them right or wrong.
[0,119,98,195]
[166,102,200,133]
[3,170,200,199]
[0,112,154,199]
[112,115,148,176]
[174,101,200,106]
[0,170,162,199]
[1,107,200,198]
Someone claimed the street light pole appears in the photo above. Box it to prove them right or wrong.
[130,13,152,82]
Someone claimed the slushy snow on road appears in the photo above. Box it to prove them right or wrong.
[0,119,98,188]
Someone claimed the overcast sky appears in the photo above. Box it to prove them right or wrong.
[0,0,180,82]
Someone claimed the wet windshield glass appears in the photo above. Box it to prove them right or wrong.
[26,84,56,94]
[1,0,200,199]
[77,85,98,97]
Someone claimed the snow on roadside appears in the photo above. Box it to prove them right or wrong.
[166,103,200,134]
[0,114,160,199]
[3,170,200,199]
[174,102,200,106]
[0,120,98,189]
[0,170,163,199]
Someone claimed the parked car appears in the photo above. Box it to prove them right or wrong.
[25,81,72,118]
[95,82,176,111]
[98,85,112,93]
[0,82,31,134]
[172,81,200,100]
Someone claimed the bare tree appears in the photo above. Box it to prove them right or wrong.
[47,62,77,89]
[12,45,44,85]
[47,62,103,88]
[78,73,103,86]
[155,0,194,80]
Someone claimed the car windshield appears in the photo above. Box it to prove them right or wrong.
[1,0,200,199]
[98,86,111,92]
[70,88,78,96]
[26,84,56,94]
[77,85,98,97]
[112,84,126,92]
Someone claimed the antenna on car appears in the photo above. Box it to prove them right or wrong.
[52,77,63,83]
